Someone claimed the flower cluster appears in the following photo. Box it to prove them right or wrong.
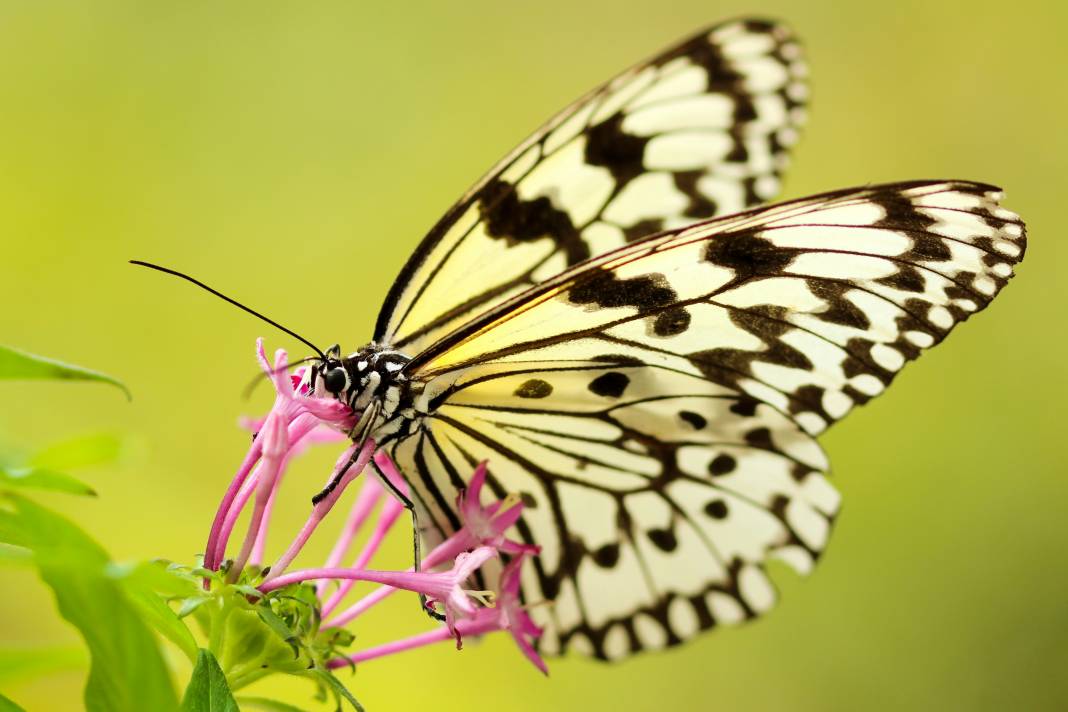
[197,339,547,689]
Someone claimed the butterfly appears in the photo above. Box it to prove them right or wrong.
[141,18,1027,661]
[322,17,1024,660]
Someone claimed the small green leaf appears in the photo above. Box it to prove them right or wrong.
[305,668,364,712]
[0,690,27,712]
[256,607,299,652]
[178,596,210,618]
[181,649,239,712]
[29,434,124,471]
[232,584,262,599]
[234,697,306,712]
[0,465,96,496]
[0,345,130,399]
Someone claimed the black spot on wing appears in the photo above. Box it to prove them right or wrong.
[653,307,691,336]
[478,178,591,265]
[567,268,678,311]
[729,397,759,417]
[704,499,729,519]
[708,454,736,476]
[514,379,553,398]
[591,353,647,367]
[744,427,775,450]
[585,112,650,187]
[688,304,814,393]
[806,280,873,330]
[592,542,621,568]
[588,372,630,398]
[678,410,707,430]
[674,171,718,219]
[647,528,678,552]
[704,231,797,275]
[876,265,927,294]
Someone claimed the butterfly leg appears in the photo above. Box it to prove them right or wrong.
[311,405,382,505]
[370,455,446,622]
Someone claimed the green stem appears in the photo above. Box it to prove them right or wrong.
[209,598,234,664]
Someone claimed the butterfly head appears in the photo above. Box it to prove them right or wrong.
[314,344,348,396]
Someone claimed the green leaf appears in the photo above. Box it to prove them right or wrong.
[232,584,262,599]
[0,345,130,399]
[106,560,199,661]
[304,668,364,712]
[234,697,307,712]
[120,578,199,663]
[2,494,178,711]
[29,434,123,471]
[0,465,96,496]
[181,649,239,712]
[256,607,299,652]
[0,691,27,712]
[177,596,210,618]
[0,544,33,565]
[0,645,86,681]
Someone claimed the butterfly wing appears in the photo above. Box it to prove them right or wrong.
[375,18,808,354]
[388,180,1025,659]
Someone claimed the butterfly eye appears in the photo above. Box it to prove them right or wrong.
[323,367,348,394]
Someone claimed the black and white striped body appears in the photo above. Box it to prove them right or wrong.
[312,344,421,441]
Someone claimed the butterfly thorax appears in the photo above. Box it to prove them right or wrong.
[312,344,417,436]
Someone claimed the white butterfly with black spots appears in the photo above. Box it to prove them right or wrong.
[306,18,1026,661]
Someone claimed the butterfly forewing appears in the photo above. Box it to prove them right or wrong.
[375,18,808,355]
[389,180,1024,658]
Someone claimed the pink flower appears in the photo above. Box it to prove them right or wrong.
[261,545,500,645]
[490,553,548,674]
[203,340,356,579]
[321,551,548,674]
[419,462,539,570]
[201,339,547,678]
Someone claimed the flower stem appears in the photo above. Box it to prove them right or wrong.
[204,440,262,571]
[321,495,405,618]
[318,475,384,591]
[262,440,374,583]
[326,614,502,668]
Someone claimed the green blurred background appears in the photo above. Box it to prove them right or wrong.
[1,1,1065,709]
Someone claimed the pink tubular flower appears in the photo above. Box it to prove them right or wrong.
[437,461,540,561]
[203,339,548,678]
[323,550,547,674]
[489,553,548,674]
[204,340,355,578]
[321,459,538,628]
[261,545,500,644]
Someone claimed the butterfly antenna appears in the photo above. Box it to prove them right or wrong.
[130,260,327,360]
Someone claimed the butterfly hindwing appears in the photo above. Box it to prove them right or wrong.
[392,358,838,659]
[389,180,1024,658]
[375,18,808,355]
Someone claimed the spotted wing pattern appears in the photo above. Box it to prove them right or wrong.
[387,181,1025,659]
[375,18,808,354]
